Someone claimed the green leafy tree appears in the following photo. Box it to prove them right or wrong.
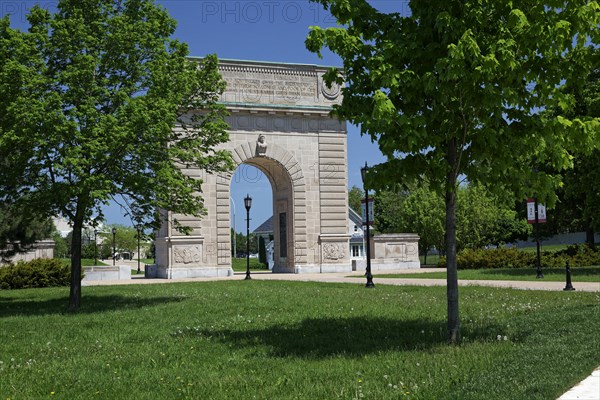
[307,0,599,343]
[51,231,69,259]
[375,185,445,263]
[0,202,54,262]
[0,1,233,310]
[348,185,364,215]
[375,183,529,262]
[258,236,267,265]
[456,184,530,250]
[554,67,600,247]
[235,232,258,256]
[103,225,139,257]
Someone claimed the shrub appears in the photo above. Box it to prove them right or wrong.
[437,248,534,269]
[437,245,600,269]
[0,258,76,290]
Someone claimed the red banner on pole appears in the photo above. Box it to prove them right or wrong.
[527,198,547,224]
[361,198,374,226]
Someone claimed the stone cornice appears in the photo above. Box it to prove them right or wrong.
[215,59,344,109]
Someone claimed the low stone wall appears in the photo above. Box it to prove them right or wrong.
[1,240,55,265]
[82,265,131,282]
[145,264,233,279]
[353,233,421,271]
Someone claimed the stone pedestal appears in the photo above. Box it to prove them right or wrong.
[367,233,421,270]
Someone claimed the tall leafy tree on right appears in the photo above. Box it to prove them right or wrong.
[306,0,599,344]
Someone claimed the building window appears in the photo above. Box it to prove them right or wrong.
[351,244,363,258]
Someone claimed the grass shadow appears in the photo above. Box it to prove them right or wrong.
[0,293,184,318]
[175,316,507,359]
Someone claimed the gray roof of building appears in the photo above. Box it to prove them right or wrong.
[253,216,274,234]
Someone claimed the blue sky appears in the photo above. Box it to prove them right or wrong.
[2,0,406,232]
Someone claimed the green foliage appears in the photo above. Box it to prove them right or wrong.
[438,248,534,269]
[307,0,599,342]
[0,258,74,290]
[348,185,363,215]
[234,232,258,255]
[0,202,54,261]
[437,245,600,269]
[543,66,600,244]
[0,0,233,308]
[258,236,266,264]
[81,243,96,260]
[456,184,531,250]
[375,183,445,256]
[375,183,530,254]
[101,225,143,255]
[51,231,69,259]
[307,1,599,203]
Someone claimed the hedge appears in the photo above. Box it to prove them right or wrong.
[0,258,76,290]
[437,244,600,269]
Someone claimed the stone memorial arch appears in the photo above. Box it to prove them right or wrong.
[154,59,352,278]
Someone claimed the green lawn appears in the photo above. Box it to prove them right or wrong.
[373,266,600,282]
[231,257,268,272]
[135,258,155,264]
[59,258,108,267]
[1,282,598,399]
[419,253,440,266]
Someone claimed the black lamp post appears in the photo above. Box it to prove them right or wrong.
[361,162,375,288]
[112,227,117,266]
[244,194,252,280]
[94,229,98,266]
[534,198,544,279]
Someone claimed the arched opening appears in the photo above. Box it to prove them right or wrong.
[229,156,295,273]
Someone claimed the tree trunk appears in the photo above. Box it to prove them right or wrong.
[446,139,460,344]
[68,199,86,311]
[585,219,595,250]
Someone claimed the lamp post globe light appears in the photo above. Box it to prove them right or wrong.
[244,194,253,280]
[361,162,375,288]
[112,227,117,266]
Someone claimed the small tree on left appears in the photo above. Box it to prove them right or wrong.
[0,0,233,310]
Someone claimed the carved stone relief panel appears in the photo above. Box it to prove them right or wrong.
[322,242,346,261]
[173,245,202,265]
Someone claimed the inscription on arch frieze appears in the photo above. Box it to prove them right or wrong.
[226,113,344,133]
[218,61,343,108]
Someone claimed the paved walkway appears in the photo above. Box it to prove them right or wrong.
[86,265,600,292]
[84,265,600,399]
[558,368,600,400]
